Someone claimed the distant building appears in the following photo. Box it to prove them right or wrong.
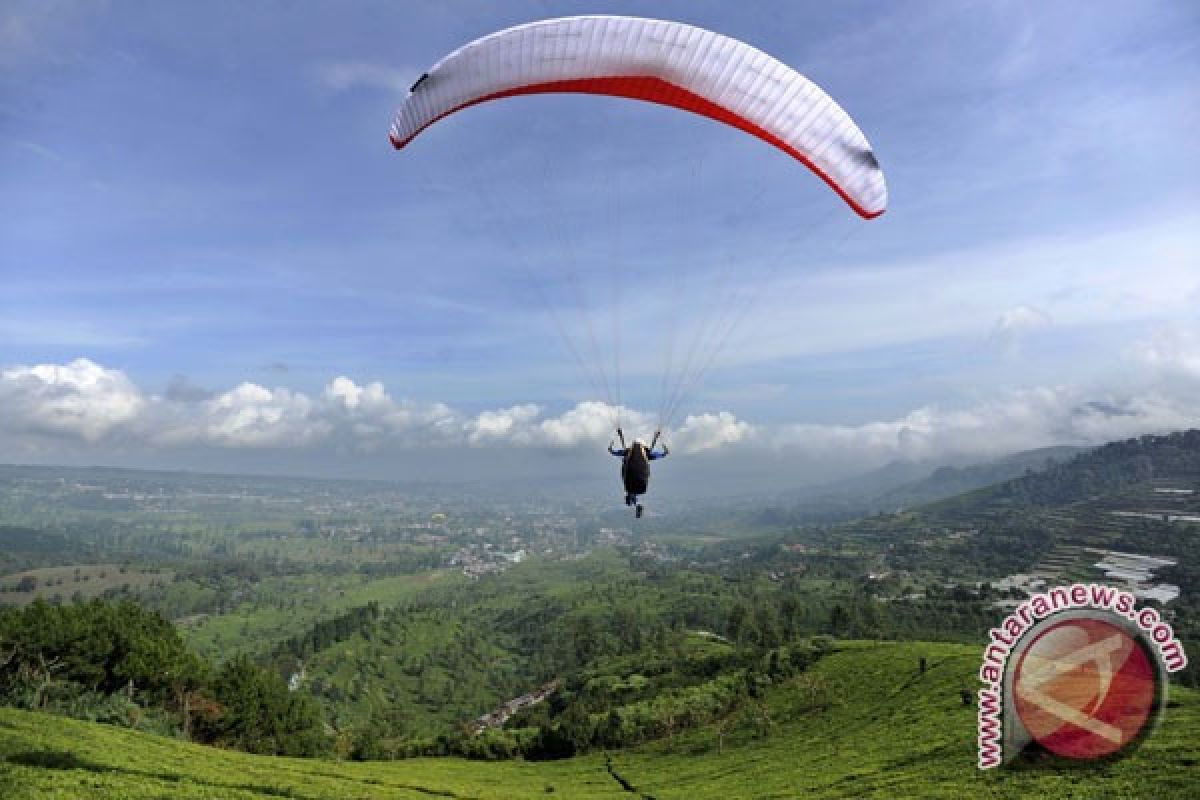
[1086,550,1179,604]
[1136,585,1181,605]
[471,680,559,734]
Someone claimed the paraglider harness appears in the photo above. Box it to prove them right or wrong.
[610,429,668,515]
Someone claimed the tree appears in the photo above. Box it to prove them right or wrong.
[194,656,327,756]
[727,604,749,644]
[557,701,594,754]
[828,604,850,634]
[598,709,625,748]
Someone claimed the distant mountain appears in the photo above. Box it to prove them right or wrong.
[821,458,944,499]
[711,445,1091,526]
[873,445,1089,511]
[929,429,1200,514]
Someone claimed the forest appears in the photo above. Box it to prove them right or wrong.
[1,429,1198,762]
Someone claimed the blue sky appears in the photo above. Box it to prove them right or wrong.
[1,1,1198,489]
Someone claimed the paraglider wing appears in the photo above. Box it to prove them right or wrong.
[390,15,887,219]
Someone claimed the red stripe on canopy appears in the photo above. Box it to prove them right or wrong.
[390,75,883,220]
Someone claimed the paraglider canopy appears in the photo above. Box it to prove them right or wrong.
[390,15,887,219]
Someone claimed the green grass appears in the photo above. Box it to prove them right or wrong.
[0,708,619,799]
[2,641,1197,799]
[612,641,1200,799]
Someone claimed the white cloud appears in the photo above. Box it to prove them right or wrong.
[1128,323,1200,380]
[323,376,458,446]
[325,375,387,411]
[989,304,1052,356]
[770,385,1200,467]
[198,383,329,449]
[994,304,1052,336]
[465,403,541,445]
[536,401,633,448]
[0,358,144,442]
[1,361,1197,477]
[314,61,415,93]
[673,412,753,453]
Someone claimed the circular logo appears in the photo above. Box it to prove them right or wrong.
[1013,616,1160,759]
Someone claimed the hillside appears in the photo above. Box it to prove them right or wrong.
[874,445,1088,511]
[928,429,1200,514]
[2,641,1197,799]
[746,430,1200,587]
[700,445,1088,526]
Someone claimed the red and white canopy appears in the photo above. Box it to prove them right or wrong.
[390,15,887,219]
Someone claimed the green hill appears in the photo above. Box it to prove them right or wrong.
[874,445,1089,511]
[927,429,1200,514]
[3,641,1197,799]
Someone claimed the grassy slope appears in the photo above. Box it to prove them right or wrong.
[2,642,1196,799]
[613,641,1199,799]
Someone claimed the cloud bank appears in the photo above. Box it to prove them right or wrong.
[0,359,144,442]
[2,357,1197,479]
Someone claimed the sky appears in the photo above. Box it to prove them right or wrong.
[2,1,1198,494]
